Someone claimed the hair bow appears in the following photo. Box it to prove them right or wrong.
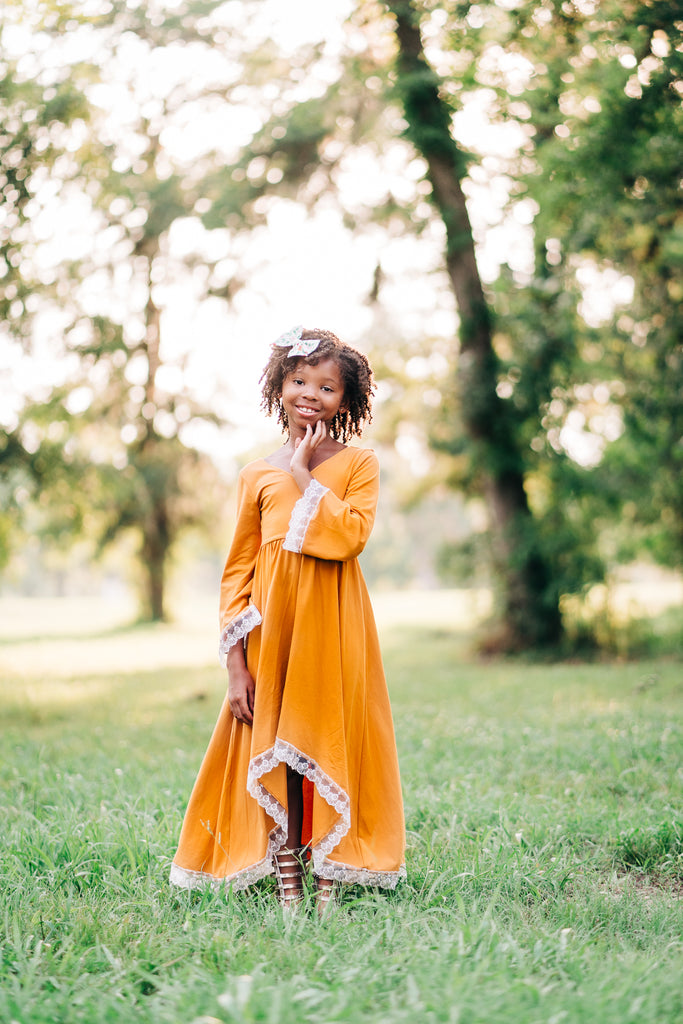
[273,325,321,357]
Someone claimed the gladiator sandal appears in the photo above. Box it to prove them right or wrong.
[314,875,336,919]
[273,848,305,910]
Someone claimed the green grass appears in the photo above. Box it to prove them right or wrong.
[1,597,682,1024]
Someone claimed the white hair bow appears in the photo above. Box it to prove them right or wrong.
[273,325,322,357]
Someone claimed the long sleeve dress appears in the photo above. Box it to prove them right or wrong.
[170,445,405,891]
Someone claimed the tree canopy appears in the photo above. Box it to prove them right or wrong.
[2,0,680,642]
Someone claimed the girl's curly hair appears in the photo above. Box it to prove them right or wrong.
[260,328,374,442]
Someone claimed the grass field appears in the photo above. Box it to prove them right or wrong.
[1,593,682,1024]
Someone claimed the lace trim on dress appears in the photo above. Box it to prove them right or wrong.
[312,857,407,889]
[247,736,351,858]
[218,604,262,667]
[170,857,273,892]
[169,855,406,892]
[169,736,405,892]
[282,479,329,553]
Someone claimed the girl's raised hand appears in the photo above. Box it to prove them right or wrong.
[290,420,326,474]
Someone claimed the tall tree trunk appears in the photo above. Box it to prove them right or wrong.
[140,499,169,622]
[387,0,562,649]
[136,239,170,622]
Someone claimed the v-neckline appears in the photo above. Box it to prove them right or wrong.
[261,446,351,476]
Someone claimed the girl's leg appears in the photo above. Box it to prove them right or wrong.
[286,768,335,916]
[273,767,305,909]
[285,766,303,849]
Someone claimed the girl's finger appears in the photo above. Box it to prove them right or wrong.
[233,703,252,725]
[312,420,325,446]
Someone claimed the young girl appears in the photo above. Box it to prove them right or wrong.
[170,326,405,911]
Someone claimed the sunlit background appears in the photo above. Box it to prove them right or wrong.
[1,0,681,651]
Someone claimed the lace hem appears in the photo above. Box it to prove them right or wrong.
[170,736,405,893]
[170,857,273,892]
[247,737,351,860]
[313,857,407,889]
[218,604,262,667]
[169,856,407,892]
[282,479,328,553]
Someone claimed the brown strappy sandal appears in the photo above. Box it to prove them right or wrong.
[273,848,305,911]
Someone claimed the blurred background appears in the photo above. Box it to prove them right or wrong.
[1,0,681,656]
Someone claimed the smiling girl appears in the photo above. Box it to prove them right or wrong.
[170,327,405,914]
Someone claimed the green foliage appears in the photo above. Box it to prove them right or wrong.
[417,0,683,624]
[0,1,246,618]
[615,822,683,874]
[201,91,333,231]
[0,45,90,337]
[436,535,487,586]
[512,0,683,569]
[2,0,681,637]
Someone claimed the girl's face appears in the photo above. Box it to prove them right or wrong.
[281,358,346,432]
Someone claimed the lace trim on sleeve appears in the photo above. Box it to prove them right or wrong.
[282,479,329,553]
[218,604,262,667]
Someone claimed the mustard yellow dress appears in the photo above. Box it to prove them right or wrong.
[170,446,405,890]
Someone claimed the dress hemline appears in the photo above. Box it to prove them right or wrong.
[170,733,406,893]
[169,858,406,892]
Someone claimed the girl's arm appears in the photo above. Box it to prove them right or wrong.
[219,471,263,666]
[285,443,380,562]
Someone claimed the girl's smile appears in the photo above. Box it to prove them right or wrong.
[295,404,318,418]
